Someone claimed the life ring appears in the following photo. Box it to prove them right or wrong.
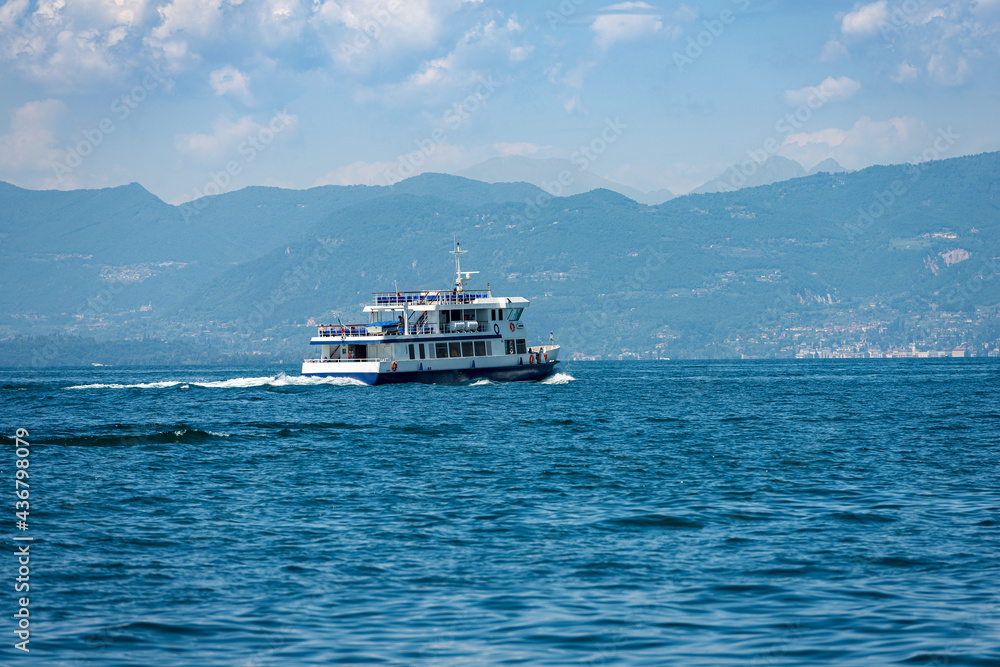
[391,361,397,371]
[544,352,548,362]
[529,354,535,364]
[494,323,500,335]
[509,322,515,332]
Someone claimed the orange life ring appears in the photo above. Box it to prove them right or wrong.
[544,352,548,362]
[509,322,515,332]
[391,361,397,371]
[529,354,535,364]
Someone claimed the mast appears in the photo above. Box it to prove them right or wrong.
[451,241,467,292]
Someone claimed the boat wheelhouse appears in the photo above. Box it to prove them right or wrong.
[301,243,560,385]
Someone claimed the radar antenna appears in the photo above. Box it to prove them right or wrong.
[450,241,478,292]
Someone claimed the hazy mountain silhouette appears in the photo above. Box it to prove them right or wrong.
[456,156,674,205]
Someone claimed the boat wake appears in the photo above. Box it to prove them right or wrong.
[66,373,367,390]
[541,372,576,385]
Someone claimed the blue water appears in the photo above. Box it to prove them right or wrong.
[2,360,999,666]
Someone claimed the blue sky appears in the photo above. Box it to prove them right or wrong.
[1,0,998,202]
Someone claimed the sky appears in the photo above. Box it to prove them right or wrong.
[0,0,998,202]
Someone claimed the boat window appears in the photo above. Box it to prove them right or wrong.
[436,342,448,359]
[507,308,523,322]
[505,339,515,355]
[419,344,426,360]
[516,339,527,354]
[497,309,504,321]
[449,342,461,358]
[485,341,492,356]
[462,341,474,357]
[451,309,461,321]
[408,344,415,360]
[474,341,486,356]
[491,309,496,320]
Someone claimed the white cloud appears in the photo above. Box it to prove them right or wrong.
[175,115,260,159]
[785,127,850,149]
[672,3,699,23]
[257,0,310,46]
[0,99,66,172]
[151,0,230,41]
[509,45,533,62]
[174,111,298,160]
[2,0,519,91]
[73,0,148,27]
[312,0,455,69]
[972,0,1000,19]
[38,29,120,81]
[780,115,930,170]
[819,39,849,62]
[564,95,583,115]
[604,1,655,9]
[591,3,663,51]
[783,76,861,106]
[563,58,597,89]
[841,1,890,38]
[314,141,479,186]
[559,2,675,91]
[0,0,29,32]
[833,0,1000,88]
[146,0,235,71]
[1,0,148,87]
[209,66,253,104]
[890,61,919,82]
[556,3,665,91]
[357,14,520,104]
[927,50,971,85]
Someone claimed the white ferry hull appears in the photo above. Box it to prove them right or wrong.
[301,349,560,385]
[301,360,558,385]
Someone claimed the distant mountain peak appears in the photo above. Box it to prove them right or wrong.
[387,171,546,206]
[692,155,808,195]
[807,158,847,175]
[455,155,673,205]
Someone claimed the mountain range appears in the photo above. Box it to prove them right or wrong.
[455,155,846,201]
[1,151,998,365]
[691,156,847,194]
[456,156,674,205]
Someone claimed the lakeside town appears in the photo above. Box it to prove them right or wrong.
[570,298,1000,360]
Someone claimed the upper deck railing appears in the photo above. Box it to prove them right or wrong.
[316,321,491,338]
[372,290,490,307]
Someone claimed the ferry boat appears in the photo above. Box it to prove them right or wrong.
[301,243,560,385]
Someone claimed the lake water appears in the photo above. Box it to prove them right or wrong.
[2,360,999,665]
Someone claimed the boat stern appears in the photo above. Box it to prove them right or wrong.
[530,344,561,364]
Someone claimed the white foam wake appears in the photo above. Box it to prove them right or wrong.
[67,381,183,390]
[66,373,367,389]
[541,372,576,385]
[190,373,366,388]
